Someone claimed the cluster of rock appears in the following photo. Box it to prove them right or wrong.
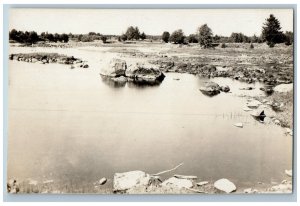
[151,59,293,86]
[100,58,165,86]
[112,170,236,194]
[9,53,89,68]
[199,81,230,96]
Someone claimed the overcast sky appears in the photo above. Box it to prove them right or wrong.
[9,9,293,36]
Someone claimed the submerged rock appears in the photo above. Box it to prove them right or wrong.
[199,82,221,96]
[161,177,193,189]
[220,85,230,93]
[234,123,243,128]
[214,178,236,193]
[113,171,150,192]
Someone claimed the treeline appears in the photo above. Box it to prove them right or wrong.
[160,14,293,48]
[9,14,293,48]
[9,29,69,44]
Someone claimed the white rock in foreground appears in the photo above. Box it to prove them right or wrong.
[197,181,209,186]
[214,178,236,193]
[234,123,243,128]
[161,177,193,189]
[113,171,150,191]
[285,170,292,177]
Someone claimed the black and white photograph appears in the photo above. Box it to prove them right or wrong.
[5,6,294,195]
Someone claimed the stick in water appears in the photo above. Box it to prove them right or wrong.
[151,163,184,176]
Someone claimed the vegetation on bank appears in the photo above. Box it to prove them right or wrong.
[9,14,293,48]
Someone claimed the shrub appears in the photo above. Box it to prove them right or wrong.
[169,29,185,44]
[162,31,170,43]
[250,43,254,49]
[221,43,226,48]
[187,34,198,43]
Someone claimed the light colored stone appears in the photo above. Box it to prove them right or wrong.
[244,188,252,193]
[234,123,243,128]
[247,100,261,109]
[243,107,253,112]
[100,58,127,77]
[285,170,292,177]
[98,177,107,185]
[214,178,236,193]
[161,177,193,189]
[173,175,197,179]
[274,84,293,93]
[113,170,150,191]
[196,181,209,186]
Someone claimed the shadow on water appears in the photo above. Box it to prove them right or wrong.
[100,75,164,89]
[100,75,126,88]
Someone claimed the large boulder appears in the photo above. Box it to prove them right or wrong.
[214,178,236,193]
[199,82,221,96]
[100,58,127,77]
[113,171,150,192]
[125,62,165,85]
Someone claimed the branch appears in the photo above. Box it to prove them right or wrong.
[151,163,184,176]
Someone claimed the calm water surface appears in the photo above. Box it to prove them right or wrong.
[7,47,292,191]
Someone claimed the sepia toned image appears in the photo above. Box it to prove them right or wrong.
[6,7,294,195]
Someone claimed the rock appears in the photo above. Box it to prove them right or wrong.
[199,82,221,96]
[7,178,19,193]
[113,171,150,192]
[274,84,293,93]
[274,119,281,125]
[243,107,253,112]
[111,76,127,83]
[285,128,293,136]
[244,188,253,193]
[285,170,292,177]
[214,178,236,193]
[196,181,209,186]
[250,110,266,122]
[173,78,180,81]
[100,58,127,77]
[270,184,292,193]
[247,100,261,109]
[161,177,193,189]
[82,64,89,68]
[126,62,165,85]
[98,177,107,185]
[220,85,230,92]
[234,123,243,128]
[281,180,287,184]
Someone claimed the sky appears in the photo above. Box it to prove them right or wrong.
[9,8,293,36]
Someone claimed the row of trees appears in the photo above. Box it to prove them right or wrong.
[9,29,69,44]
[161,14,293,48]
[9,15,293,47]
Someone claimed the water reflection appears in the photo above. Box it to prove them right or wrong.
[100,75,126,88]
